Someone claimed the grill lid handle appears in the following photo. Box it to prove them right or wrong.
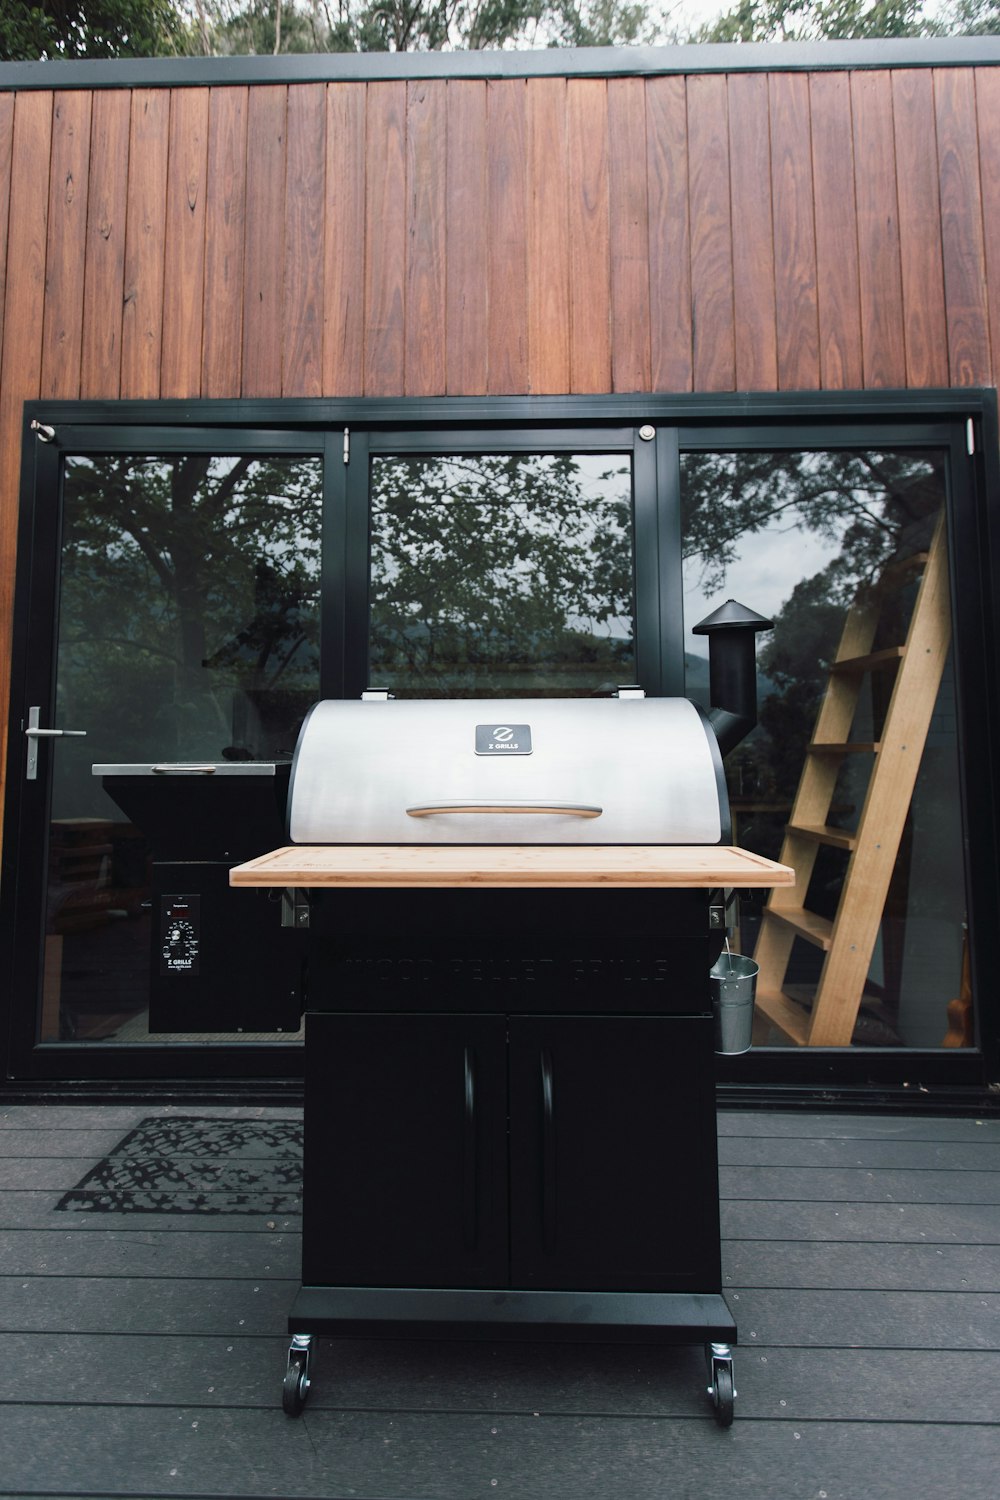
[406,800,602,818]
[151,764,218,774]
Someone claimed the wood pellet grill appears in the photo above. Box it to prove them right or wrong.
[232,609,792,1427]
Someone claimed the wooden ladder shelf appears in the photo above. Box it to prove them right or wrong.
[754,508,952,1046]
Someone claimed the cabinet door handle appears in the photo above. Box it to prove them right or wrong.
[462,1046,477,1251]
[540,1048,557,1253]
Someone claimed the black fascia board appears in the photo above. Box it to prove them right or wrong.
[22,388,998,436]
[0,36,998,92]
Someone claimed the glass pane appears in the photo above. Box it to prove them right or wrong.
[682,449,969,1050]
[369,452,634,696]
[42,453,322,1044]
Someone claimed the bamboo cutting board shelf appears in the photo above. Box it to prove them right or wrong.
[229,845,794,890]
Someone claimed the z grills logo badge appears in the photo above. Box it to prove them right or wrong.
[475,723,532,755]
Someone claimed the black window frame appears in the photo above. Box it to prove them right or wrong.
[1,390,996,1104]
[346,425,677,702]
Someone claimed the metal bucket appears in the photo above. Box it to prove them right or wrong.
[710,951,758,1055]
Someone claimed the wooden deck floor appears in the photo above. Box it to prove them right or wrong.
[1,1101,998,1499]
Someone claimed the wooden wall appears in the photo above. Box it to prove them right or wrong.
[0,66,997,789]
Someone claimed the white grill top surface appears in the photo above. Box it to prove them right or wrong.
[288,698,726,845]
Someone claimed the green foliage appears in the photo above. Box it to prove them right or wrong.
[181,0,551,54]
[547,0,663,45]
[178,0,689,55]
[946,0,1000,31]
[0,0,184,60]
[4,0,989,59]
[690,0,939,43]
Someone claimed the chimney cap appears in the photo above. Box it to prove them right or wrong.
[692,598,773,635]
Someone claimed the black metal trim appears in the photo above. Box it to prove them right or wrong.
[23,389,998,432]
[321,429,348,700]
[0,38,996,92]
[287,1284,738,1343]
[344,428,371,700]
[0,1075,996,1114]
[717,1083,1000,1116]
[358,427,651,698]
[630,430,664,695]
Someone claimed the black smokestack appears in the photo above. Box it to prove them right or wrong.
[692,599,773,757]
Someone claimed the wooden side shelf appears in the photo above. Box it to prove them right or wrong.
[230,844,795,890]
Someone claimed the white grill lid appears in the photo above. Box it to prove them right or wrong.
[288,697,727,845]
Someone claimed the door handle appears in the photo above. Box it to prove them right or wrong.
[540,1048,557,1253]
[25,707,87,781]
[462,1046,477,1252]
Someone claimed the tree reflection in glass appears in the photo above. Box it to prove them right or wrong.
[58,453,323,789]
[369,452,635,697]
[682,449,965,1049]
[44,453,322,1045]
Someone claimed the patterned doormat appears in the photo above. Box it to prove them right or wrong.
[55,1115,303,1216]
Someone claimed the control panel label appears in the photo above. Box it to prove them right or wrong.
[160,895,201,976]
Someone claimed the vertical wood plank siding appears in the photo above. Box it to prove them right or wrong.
[405,80,446,398]
[241,85,287,398]
[486,80,528,394]
[0,90,52,789]
[323,81,365,396]
[935,68,991,387]
[567,78,611,393]
[977,68,1000,383]
[728,72,777,391]
[120,89,169,399]
[80,90,130,398]
[161,88,209,399]
[202,87,248,398]
[0,66,997,780]
[851,71,907,389]
[769,73,820,391]
[364,80,406,396]
[1,71,993,402]
[283,83,326,397]
[608,78,651,395]
[526,77,569,395]
[686,73,735,392]
[40,92,92,402]
[645,75,691,392]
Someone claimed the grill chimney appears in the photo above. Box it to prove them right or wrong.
[692,599,773,757]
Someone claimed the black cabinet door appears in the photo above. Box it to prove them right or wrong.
[302,1013,508,1288]
[508,1016,721,1293]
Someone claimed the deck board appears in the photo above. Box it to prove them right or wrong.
[0,1102,997,1498]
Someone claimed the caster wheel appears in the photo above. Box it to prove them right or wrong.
[282,1351,310,1417]
[711,1361,734,1428]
